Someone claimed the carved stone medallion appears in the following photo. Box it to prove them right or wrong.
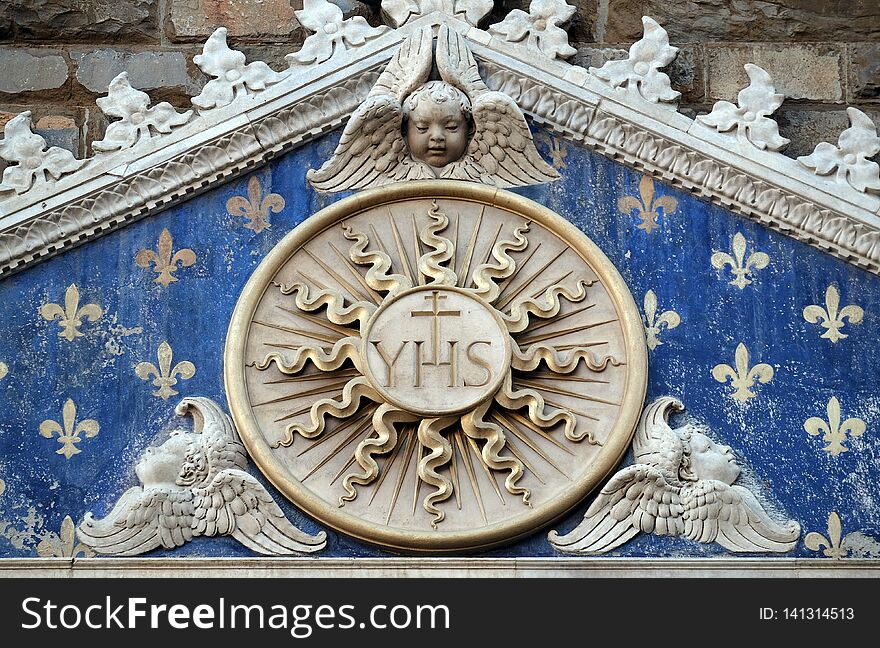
[225,180,647,552]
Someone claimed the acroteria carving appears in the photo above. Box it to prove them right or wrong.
[225,181,647,551]
[77,397,327,556]
[308,25,558,192]
[2,12,880,282]
[549,397,801,554]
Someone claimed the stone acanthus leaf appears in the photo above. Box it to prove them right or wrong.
[590,16,680,106]
[698,63,789,152]
[798,107,880,194]
[0,112,85,195]
[76,397,327,557]
[93,73,193,153]
[287,0,390,67]
[380,0,493,28]
[192,27,284,110]
[548,397,801,554]
[488,0,577,60]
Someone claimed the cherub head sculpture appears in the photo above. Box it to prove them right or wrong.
[403,80,473,169]
[307,25,558,192]
[78,397,326,556]
[634,397,741,485]
[549,396,800,554]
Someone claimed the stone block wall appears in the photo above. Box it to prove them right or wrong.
[0,1,878,161]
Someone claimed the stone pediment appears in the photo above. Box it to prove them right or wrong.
[1,3,879,279]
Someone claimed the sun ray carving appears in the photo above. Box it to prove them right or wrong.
[245,198,628,528]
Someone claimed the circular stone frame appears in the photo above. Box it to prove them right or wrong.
[224,180,648,553]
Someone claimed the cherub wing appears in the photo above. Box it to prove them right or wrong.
[435,25,559,187]
[548,464,684,554]
[441,93,560,186]
[77,486,195,556]
[681,481,800,553]
[177,397,247,479]
[307,27,434,192]
[192,468,327,555]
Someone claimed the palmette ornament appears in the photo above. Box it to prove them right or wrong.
[77,397,326,556]
[549,397,800,554]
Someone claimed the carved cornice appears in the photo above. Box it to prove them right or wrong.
[2,557,880,578]
[2,12,880,277]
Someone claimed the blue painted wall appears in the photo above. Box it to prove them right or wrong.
[1,129,878,559]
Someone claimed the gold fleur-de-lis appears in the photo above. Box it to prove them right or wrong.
[805,512,848,559]
[0,474,5,497]
[804,396,866,457]
[711,232,770,289]
[39,284,103,341]
[618,175,678,233]
[711,342,774,403]
[803,285,863,343]
[36,515,95,558]
[135,341,196,400]
[537,133,568,169]
[0,361,7,380]
[643,289,680,350]
[39,399,100,459]
[226,175,285,233]
[135,228,196,287]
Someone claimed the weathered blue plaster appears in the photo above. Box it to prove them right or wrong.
[1,129,879,559]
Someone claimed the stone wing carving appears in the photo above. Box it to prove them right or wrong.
[77,397,327,556]
[548,396,800,554]
[307,26,435,191]
[308,25,558,192]
[436,25,559,186]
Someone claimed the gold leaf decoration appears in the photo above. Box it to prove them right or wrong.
[618,175,677,233]
[537,133,568,169]
[711,232,770,289]
[36,515,95,558]
[803,285,863,343]
[804,396,866,457]
[135,341,196,400]
[0,360,7,381]
[135,228,197,287]
[39,284,103,341]
[642,289,680,350]
[226,175,285,233]
[711,342,774,403]
[39,399,100,459]
[803,511,880,560]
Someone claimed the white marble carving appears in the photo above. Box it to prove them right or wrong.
[798,107,880,194]
[0,112,85,195]
[488,0,577,60]
[590,16,680,106]
[308,25,558,191]
[4,14,880,282]
[698,64,789,152]
[77,397,327,556]
[287,0,389,67]
[93,73,193,153]
[549,397,801,554]
[192,28,284,110]
[380,0,493,27]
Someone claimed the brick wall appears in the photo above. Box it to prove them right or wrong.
[0,1,878,161]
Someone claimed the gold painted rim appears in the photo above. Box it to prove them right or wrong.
[224,180,648,554]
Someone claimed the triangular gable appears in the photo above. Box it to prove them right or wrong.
[1,7,879,279]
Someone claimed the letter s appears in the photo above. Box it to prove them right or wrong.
[21,598,42,629]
